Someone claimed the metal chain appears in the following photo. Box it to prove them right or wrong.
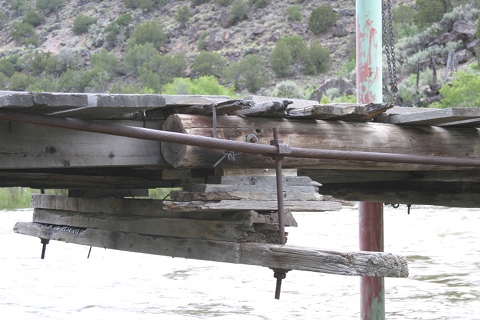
[382,0,398,105]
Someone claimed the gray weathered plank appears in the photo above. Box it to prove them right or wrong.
[244,95,319,110]
[169,190,321,202]
[29,194,298,225]
[163,95,230,106]
[162,200,341,212]
[287,102,392,121]
[14,222,408,278]
[388,108,480,126]
[0,92,167,118]
[233,101,289,117]
[206,175,321,187]
[32,209,256,242]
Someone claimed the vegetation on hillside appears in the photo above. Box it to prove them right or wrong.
[0,0,479,106]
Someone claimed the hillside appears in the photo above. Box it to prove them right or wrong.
[0,0,479,106]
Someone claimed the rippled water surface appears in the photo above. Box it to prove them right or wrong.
[1,206,479,319]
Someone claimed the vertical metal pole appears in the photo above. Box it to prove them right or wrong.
[356,1,385,320]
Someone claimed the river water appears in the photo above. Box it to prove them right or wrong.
[1,205,479,320]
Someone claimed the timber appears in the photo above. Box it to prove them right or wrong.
[13,222,409,278]
[161,114,480,170]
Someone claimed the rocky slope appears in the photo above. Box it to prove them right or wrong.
[0,0,479,104]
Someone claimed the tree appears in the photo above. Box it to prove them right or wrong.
[72,14,97,35]
[270,41,293,77]
[191,51,226,78]
[91,49,121,75]
[308,5,338,35]
[130,20,168,48]
[35,0,65,14]
[228,0,249,26]
[286,5,302,22]
[175,5,192,28]
[225,54,267,93]
[301,41,331,75]
[124,43,159,75]
[414,0,447,29]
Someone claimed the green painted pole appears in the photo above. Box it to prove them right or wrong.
[356,1,385,320]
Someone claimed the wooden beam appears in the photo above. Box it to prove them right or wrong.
[161,114,480,170]
[319,180,480,208]
[31,209,262,242]
[0,120,169,169]
[14,222,409,278]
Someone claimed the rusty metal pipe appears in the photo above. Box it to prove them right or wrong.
[1,109,480,167]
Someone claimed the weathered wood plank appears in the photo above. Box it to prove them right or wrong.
[161,114,480,170]
[32,209,257,242]
[387,108,480,126]
[162,99,252,116]
[163,95,230,106]
[29,194,298,225]
[206,175,321,187]
[0,92,167,118]
[0,119,168,169]
[217,168,298,176]
[14,222,408,278]
[287,102,392,121]
[169,190,321,202]
[233,101,289,117]
[244,95,318,110]
[162,200,341,212]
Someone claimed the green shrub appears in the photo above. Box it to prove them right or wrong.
[115,13,132,26]
[8,72,33,91]
[308,5,337,35]
[11,22,35,44]
[249,0,270,9]
[140,54,187,91]
[72,14,97,35]
[91,49,121,75]
[36,0,65,14]
[110,82,154,94]
[123,0,165,10]
[301,40,331,75]
[105,22,121,43]
[124,43,159,75]
[414,0,447,29]
[280,35,307,61]
[477,12,480,39]
[22,51,62,76]
[0,12,7,26]
[224,54,267,93]
[228,0,249,26]
[286,5,302,22]
[197,31,209,50]
[7,0,29,14]
[270,41,293,77]
[216,0,233,6]
[130,20,168,48]
[26,75,59,92]
[23,10,45,27]
[163,76,234,96]
[271,80,305,99]
[439,71,480,108]
[191,51,227,78]
[0,59,16,77]
[175,5,192,27]
[0,73,7,89]
[393,5,418,38]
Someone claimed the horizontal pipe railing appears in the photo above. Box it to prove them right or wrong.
[1,109,479,167]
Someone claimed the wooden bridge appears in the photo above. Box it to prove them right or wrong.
[2,91,480,298]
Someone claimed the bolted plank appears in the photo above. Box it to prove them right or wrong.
[14,222,408,278]
[169,190,321,202]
